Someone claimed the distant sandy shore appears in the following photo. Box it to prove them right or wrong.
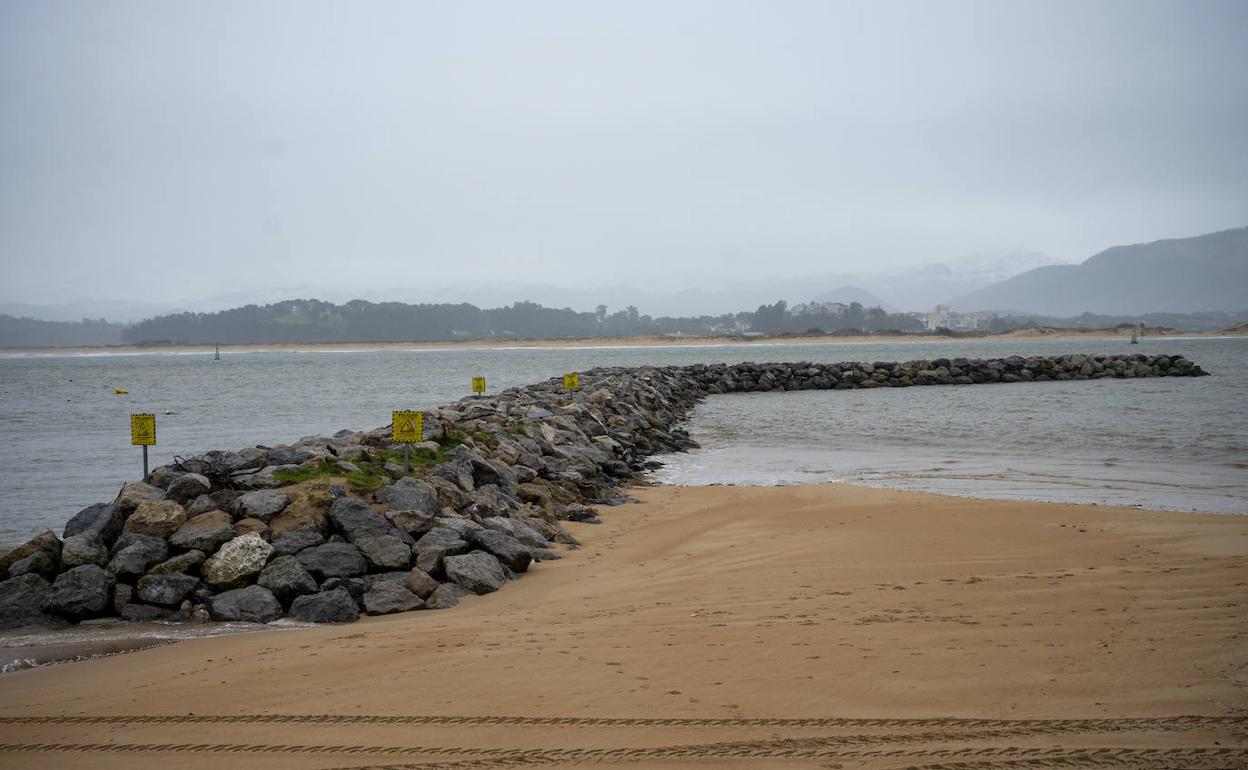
[1,483,1244,768]
[2,327,1239,357]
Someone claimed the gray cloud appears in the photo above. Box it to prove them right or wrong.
[2,0,1246,311]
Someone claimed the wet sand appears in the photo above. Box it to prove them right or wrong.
[0,484,1245,768]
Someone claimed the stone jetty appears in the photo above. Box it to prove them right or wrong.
[0,353,1208,629]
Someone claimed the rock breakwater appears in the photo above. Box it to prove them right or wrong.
[0,353,1207,630]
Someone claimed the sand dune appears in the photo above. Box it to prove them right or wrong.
[0,483,1245,768]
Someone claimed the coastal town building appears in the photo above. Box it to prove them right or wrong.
[924,305,996,331]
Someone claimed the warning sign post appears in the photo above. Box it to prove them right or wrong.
[392,410,424,473]
[130,413,155,479]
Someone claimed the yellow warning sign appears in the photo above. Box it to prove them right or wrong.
[563,372,580,391]
[392,410,423,443]
[472,376,486,394]
[130,413,156,446]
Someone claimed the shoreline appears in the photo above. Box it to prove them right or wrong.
[2,327,1241,357]
[1,482,1244,767]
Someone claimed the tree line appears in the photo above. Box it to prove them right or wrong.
[114,298,927,345]
[0,315,126,348]
[5,299,1240,348]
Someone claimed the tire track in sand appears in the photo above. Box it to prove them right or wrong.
[1,714,1243,769]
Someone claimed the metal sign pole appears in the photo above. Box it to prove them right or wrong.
[392,410,422,477]
[131,413,155,481]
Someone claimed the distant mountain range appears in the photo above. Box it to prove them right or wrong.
[953,227,1248,316]
[4,229,1242,327]
[850,249,1068,311]
[397,249,1063,317]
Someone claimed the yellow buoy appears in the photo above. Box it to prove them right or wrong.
[114,388,129,394]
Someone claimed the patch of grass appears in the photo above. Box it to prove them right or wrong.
[379,446,445,467]
[344,469,388,491]
[273,458,339,484]
[439,427,494,450]
[306,492,332,508]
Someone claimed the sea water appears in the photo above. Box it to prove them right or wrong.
[1,337,1244,544]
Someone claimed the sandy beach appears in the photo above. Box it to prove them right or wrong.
[0,483,1244,768]
[2,327,1239,357]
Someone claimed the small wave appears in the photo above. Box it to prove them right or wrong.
[0,658,38,674]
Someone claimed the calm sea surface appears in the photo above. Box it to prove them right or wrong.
[1,337,1245,543]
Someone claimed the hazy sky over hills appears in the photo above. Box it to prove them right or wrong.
[2,0,1246,312]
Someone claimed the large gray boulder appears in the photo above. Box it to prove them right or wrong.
[375,478,440,516]
[414,547,446,576]
[449,446,514,489]
[432,516,479,537]
[136,573,200,607]
[165,472,212,504]
[63,503,126,545]
[363,570,409,588]
[266,446,317,466]
[413,528,469,556]
[462,484,517,518]
[268,506,329,539]
[429,459,475,493]
[295,542,367,581]
[209,585,282,623]
[106,534,169,579]
[186,490,241,517]
[404,568,439,599]
[355,535,411,571]
[169,510,235,552]
[183,447,267,475]
[114,481,166,512]
[482,516,551,548]
[362,582,424,615]
[0,531,61,579]
[123,499,187,540]
[328,496,401,543]
[321,576,365,604]
[233,491,290,523]
[257,555,318,603]
[466,529,532,573]
[424,582,472,609]
[44,565,115,619]
[411,527,469,577]
[289,587,359,623]
[59,533,109,569]
[8,550,58,581]
[443,551,509,595]
[384,509,438,537]
[147,550,206,575]
[230,466,289,491]
[425,475,471,510]
[201,534,273,589]
[0,574,66,629]
[270,531,325,556]
[185,494,219,518]
[145,465,182,489]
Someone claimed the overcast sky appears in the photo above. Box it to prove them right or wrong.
[2,0,1246,312]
